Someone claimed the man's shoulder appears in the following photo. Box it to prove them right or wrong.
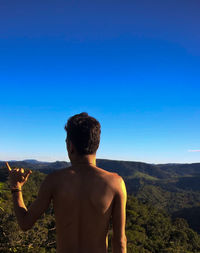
[109,172,125,188]
[97,166,122,178]
[46,167,65,175]
[96,167,124,188]
[43,167,71,183]
[95,166,116,176]
[103,170,126,194]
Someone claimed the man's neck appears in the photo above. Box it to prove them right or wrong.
[70,154,96,167]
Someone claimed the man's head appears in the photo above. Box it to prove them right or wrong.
[65,112,101,156]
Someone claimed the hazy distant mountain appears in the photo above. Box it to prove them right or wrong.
[22,159,44,164]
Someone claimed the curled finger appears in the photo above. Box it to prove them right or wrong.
[20,168,24,173]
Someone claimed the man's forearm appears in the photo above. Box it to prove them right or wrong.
[112,237,127,253]
[12,191,29,231]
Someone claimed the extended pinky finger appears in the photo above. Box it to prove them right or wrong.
[5,162,12,172]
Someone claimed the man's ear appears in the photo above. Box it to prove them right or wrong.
[67,140,74,154]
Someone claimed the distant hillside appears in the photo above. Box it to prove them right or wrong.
[0,160,70,178]
[1,158,200,178]
[97,159,171,179]
[1,159,200,186]
[1,158,200,232]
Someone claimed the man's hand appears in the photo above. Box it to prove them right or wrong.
[6,162,32,190]
[5,162,52,231]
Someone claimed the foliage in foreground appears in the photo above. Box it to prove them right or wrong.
[0,170,200,252]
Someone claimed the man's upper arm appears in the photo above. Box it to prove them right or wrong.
[112,175,127,244]
[24,173,53,230]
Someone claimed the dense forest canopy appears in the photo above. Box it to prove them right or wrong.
[1,160,200,252]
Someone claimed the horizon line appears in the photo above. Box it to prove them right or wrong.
[0,158,200,165]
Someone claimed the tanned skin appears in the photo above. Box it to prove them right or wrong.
[7,141,127,253]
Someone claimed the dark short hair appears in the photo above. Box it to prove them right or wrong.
[65,112,101,155]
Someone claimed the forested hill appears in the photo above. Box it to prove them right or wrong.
[1,159,200,186]
[1,167,200,252]
[1,159,200,233]
[1,159,200,178]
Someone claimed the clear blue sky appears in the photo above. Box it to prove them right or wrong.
[0,0,200,163]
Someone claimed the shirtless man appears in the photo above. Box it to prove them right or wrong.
[7,112,127,253]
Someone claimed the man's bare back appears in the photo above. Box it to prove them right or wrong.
[49,164,126,253]
[8,113,127,252]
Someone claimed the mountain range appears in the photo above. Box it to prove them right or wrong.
[1,158,200,232]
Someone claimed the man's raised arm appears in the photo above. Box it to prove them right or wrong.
[112,175,127,253]
[6,162,53,231]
